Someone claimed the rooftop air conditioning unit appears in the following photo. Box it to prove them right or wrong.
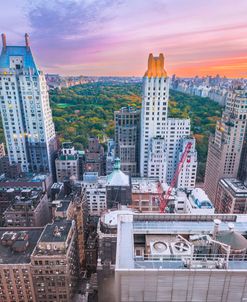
[171,240,191,256]
[150,241,171,256]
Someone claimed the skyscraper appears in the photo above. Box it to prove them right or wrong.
[114,107,140,176]
[140,54,169,180]
[140,53,197,187]
[0,33,57,174]
[238,124,247,184]
[204,88,247,203]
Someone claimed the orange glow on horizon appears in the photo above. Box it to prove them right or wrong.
[168,56,247,78]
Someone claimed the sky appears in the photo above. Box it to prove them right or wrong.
[1,0,247,77]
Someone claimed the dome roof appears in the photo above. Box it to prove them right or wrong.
[216,230,247,250]
[106,158,130,187]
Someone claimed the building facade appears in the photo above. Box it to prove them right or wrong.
[0,34,57,174]
[140,54,197,187]
[55,142,79,182]
[114,107,140,176]
[140,54,169,179]
[177,138,197,189]
[238,125,247,184]
[31,220,79,302]
[84,137,105,176]
[215,178,247,214]
[3,189,50,227]
[82,172,107,216]
[204,89,247,203]
[0,142,5,157]
[0,228,43,302]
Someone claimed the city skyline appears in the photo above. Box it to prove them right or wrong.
[1,0,247,78]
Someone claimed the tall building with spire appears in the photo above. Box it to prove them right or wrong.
[140,53,197,189]
[0,33,57,174]
[204,88,247,203]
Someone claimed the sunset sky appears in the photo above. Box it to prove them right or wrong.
[1,0,247,77]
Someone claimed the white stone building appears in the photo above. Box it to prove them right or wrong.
[140,53,197,188]
[177,138,197,189]
[81,172,107,215]
[0,34,56,173]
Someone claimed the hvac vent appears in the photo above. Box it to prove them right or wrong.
[171,240,191,256]
[150,241,171,256]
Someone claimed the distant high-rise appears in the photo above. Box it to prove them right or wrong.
[140,53,197,187]
[204,89,247,203]
[114,107,140,176]
[0,33,57,174]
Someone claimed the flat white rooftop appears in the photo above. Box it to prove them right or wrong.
[116,213,247,271]
[132,177,160,194]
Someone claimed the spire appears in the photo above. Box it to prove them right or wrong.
[25,33,30,49]
[1,33,6,51]
[144,53,167,78]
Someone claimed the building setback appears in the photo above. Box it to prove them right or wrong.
[0,34,57,174]
[114,107,140,176]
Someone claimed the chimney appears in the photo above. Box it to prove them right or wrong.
[1,33,6,51]
[25,33,30,49]
[213,219,221,239]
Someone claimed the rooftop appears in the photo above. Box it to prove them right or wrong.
[106,158,130,187]
[83,172,99,183]
[220,178,247,196]
[189,188,213,209]
[0,173,50,190]
[54,199,71,213]
[0,45,38,73]
[38,220,72,243]
[5,190,45,212]
[0,228,43,264]
[101,208,134,227]
[116,213,247,271]
[62,142,73,149]
[132,177,160,194]
[116,106,140,114]
[57,154,78,161]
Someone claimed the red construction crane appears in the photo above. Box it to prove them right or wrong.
[159,142,193,213]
